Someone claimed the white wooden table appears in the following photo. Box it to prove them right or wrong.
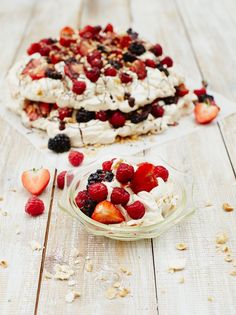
[1,0,236,314]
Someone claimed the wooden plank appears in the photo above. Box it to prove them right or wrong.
[37,1,158,314]
[0,117,55,315]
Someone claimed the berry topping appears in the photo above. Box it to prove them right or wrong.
[129,106,151,124]
[123,52,137,63]
[96,111,108,121]
[22,59,46,80]
[104,23,114,32]
[57,171,67,189]
[127,28,139,39]
[76,108,95,123]
[79,25,96,39]
[194,102,220,124]
[128,41,146,56]
[119,35,131,48]
[87,169,114,186]
[150,44,163,56]
[120,72,133,84]
[64,61,83,80]
[154,166,169,182]
[88,182,108,202]
[109,111,126,128]
[104,67,117,77]
[25,196,45,217]
[87,50,102,64]
[176,83,189,97]
[125,201,145,220]
[45,68,62,80]
[145,59,156,68]
[68,150,84,167]
[108,60,122,70]
[161,56,173,67]
[48,134,71,153]
[21,168,50,196]
[27,42,41,55]
[102,160,114,171]
[75,190,96,217]
[72,80,86,95]
[58,107,72,121]
[59,26,75,47]
[130,60,147,80]
[38,102,51,117]
[92,200,125,224]
[85,67,100,82]
[130,162,157,194]
[194,87,207,97]
[111,187,130,205]
[116,163,134,183]
[151,104,165,118]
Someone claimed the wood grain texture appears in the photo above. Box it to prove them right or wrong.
[0,117,54,315]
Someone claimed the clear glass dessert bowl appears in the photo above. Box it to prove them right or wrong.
[58,155,195,241]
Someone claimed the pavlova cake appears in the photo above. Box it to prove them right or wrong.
[8,24,219,152]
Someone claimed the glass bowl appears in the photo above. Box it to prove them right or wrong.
[58,155,195,241]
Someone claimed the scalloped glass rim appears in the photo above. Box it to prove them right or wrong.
[58,155,196,240]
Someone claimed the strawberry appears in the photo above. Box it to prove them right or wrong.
[25,196,45,217]
[21,168,50,196]
[130,60,147,80]
[176,83,189,97]
[194,102,220,124]
[130,162,158,194]
[92,200,125,224]
[22,59,46,80]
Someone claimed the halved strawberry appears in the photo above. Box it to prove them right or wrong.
[64,61,83,80]
[91,200,125,224]
[77,40,91,56]
[130,162,158,194]
[21,168,50,196]
[176,83,189,97]
[130,60,147,80]
[22,59,46,80]
[59,26,76,47]
[194,102,220,124]
[60,26,75,38]
[38,102,51,117]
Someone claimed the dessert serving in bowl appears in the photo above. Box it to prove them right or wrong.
[58,156,195,241]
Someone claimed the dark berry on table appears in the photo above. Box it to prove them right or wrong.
[108,60,122,70]
[109,111,126,128]
[151,104,165,118]
[161,56,173,67]
[120,72,133,84]
[126,28,139,39]
[48,134,71,153]
[123,52,137,63]
[104,67,117,77]
[76,108,95,123]
[72,81,86,95]
[156,63,169,76]
[45,68,62,80]
[150,44,163,56]
[85,67,100,82]
[128,41,146,56]
[96,111,108,121]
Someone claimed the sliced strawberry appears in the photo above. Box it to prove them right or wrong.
[91,200,125,224]
[194,102,220,124]
[39,102,51,117]
[60,26,75,38]
[21,168,50,196]
[130,162,158,194]
[176,83,189,97]
[64,61,83,80]
[77,40,91,56]
[22,59,46,80]
[59,26,76,47]
[130,60,147,80]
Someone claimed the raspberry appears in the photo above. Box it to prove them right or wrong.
[39,45,50,56]
[87,50,102,64]
[104,67,117,77]
[145,59,156,68]
[59,37,74,47]
[150,44,163,56]
[27,42,41,55]
[96,111,108,121]
[119,35,131,48]
[57,171,67,189]
[154,166,169,182]
[85,67,100,82]
[120,72,133,84]
[116,163,134,183]
[151,104,165,118]
[125,201,145,219]
[104,23,114,32]
[111,187,130,205]
[102,160,114,171]
[68,151,84,167]
[75,190,89,208]
[48,134,71,153]
[79,25,95,39]
[109,111,126,128]
[72,81,86,95]
[194,88,207,97]
[25,196,45,217]
[161,56,173,67]
[58,107,72,121]
[90,58,103,69]
[88,183,108,202]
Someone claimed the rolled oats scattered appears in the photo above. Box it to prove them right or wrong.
[54,264,74,280]
[30,240,42,251]
[216,233,228,245]
[85,262,93,272]
[0,260,8,268]
[224,255,233,262]
[118,288,130,298]
[178,276,185,284]
[71,248,81,258]
[168,258,186,273]
[221,245,230,253]
[105,287,117,300]
[222,203,234,212]
[0,196,3,201]
[230,270,236,276]
[232,260,236,267]
[44,270,53,279]
[208,296,213,302]
[65,291,81,303]
[113,282,121,288]
[176,243,188,251]
[68,280,76,287]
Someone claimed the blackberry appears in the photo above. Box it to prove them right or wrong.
[128,97,135,107]
[76,108,95,123]
[45,68,62,80]
[65,57,77,63]
[127,28,139,39]
[81,199,97,217]
[156,63,169,76]
[162,96,179,105]
[198,94,214,102]
[48,134,71,153]
[129,106,151,124]
[108,60,122,70]
[97,44,107,53]
[128,42,146,56]
[87,169,114,188]
[123,52,137,62]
